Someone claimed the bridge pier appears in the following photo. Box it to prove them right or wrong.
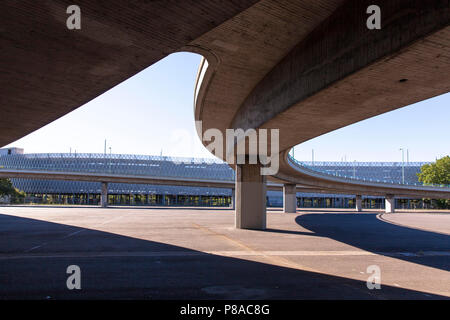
[355,195,362,212]
[235,163,266,230]
[385,195,395,213]
[283,183,297,213]
[100,182,108,208]
[230,188,235,210]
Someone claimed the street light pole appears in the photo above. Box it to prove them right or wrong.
[109,147,112,173]
[399,148,405,184]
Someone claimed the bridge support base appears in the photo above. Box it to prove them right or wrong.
[385,195,395,213]
[283,184,297,213]
[355,195,362,212]
[101,182,108,208]
[235,163,266,230]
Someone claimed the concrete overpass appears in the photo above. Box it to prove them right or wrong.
[1,155,449,211]
[192,0,450,228]
[2,1,450,228]
[1,153,448,210]
[0,167,346,208]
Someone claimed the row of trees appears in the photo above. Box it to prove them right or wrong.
[417,156,450,186]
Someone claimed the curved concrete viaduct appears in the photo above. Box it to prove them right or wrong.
[0,168,340,209]
[2,1,450,228]
[192,0,450,228]
[1,0,259,147]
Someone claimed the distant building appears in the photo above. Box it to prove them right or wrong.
[0,147,24,156]
[0,148,430,209]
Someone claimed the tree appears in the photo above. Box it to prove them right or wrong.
[0,178,16,196]
[0,178,25,203]
[417,156,450,185]
[417,156,450,209]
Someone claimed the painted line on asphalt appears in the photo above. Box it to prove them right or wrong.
[377,213,450,236]
[192,222,323,273]
[1,250,449,260]
[24,215,125,252]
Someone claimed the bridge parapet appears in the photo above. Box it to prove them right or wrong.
[287,154,450,189]
[0,153,235,182]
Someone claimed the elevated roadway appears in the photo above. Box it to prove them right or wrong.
[0,167,344,208]
[2,1,450,228]
[192,0,450,227]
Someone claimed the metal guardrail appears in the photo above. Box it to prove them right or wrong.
[1,153,448,189]
[0,153,235,182]
[287,154,450,189]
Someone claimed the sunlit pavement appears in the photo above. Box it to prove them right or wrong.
[0,206,448,299]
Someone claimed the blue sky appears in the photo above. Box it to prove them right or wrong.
[4,52,449,162]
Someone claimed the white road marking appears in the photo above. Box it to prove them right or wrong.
[4,250,450,260]
[23,215,125,252]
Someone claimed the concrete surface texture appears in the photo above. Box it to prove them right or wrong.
[283,184,297,214]
[0,206,448,299]
[235,164,267,229]
[0,0,258,146]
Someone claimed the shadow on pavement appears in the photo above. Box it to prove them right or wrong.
[295,213,450,272]
[296,209,382,214]
[0,213,447,299]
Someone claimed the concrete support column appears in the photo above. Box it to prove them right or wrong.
[230,188,235,210]
[235,163,266,230]
[283,183,297,213]
[100,182,108,208]
[355,195,362,212]
[385,195,395,213]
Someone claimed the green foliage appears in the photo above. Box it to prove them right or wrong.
[417,156,450,209]
[0,178,16,196]
[11,189,26,204]
[417,156,450,186]
[0,178,26,203]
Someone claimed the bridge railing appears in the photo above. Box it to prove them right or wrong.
[2,153,448,189]
[287,154,450,189]
[0,153,235,182]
